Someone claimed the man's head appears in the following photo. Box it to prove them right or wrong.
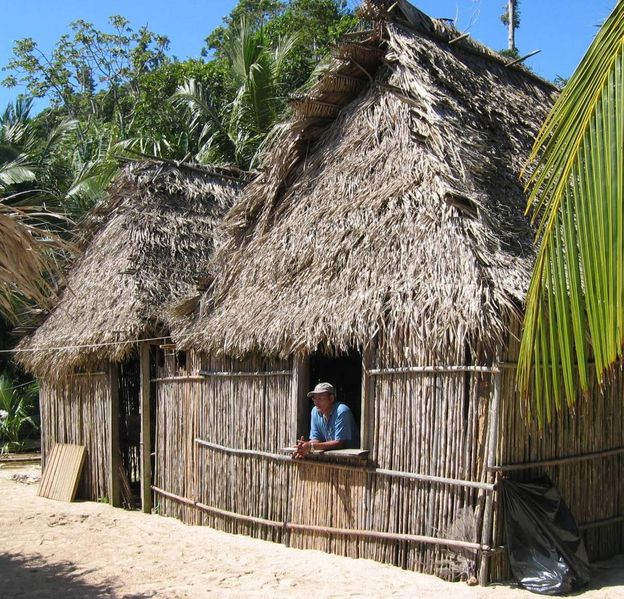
[307,382,336,416]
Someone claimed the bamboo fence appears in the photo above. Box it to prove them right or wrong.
[40,367,111,500]
[39,333,624,585]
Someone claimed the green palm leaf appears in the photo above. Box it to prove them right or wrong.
[173,20,297,169]
[0,157,36,189]
[518,0,624,424]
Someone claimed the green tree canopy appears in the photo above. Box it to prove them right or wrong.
[3,16,170,132]
[206,1,356,92]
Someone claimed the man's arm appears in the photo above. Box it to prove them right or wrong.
[294,438,345,458]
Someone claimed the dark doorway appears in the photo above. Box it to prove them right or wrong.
[306,348,362,443]
[118,357,141,508]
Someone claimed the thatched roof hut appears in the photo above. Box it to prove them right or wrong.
[19,160,250,378]
[173,0,557,364]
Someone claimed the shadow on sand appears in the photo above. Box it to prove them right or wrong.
[586,554,624,591]
[0,552,153,598]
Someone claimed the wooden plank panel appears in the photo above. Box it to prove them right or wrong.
[38,443,87,502]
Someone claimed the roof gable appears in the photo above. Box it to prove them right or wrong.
[173,13,556,361]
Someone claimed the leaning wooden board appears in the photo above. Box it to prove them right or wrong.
[38,443,86,502]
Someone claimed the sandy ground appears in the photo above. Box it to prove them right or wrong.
[1,465,623,599]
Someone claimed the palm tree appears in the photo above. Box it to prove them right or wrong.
[173,19,296,168]
[0,97,38,190]
[517,1,624,425]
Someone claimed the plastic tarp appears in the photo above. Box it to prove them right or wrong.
[501,476,590,595]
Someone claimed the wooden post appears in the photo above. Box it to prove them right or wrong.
[478,363,502,585]
[140,342,153,513]
[108,362,121,507]
[39,379,49,473]
[294,354,310,439]
[361,339,376,534]
[360,339,376,450]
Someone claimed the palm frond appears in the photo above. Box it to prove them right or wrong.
[271,33,299,80]
[0,156,36,190]
[36,119,79,170]
[0,200,68,320]
[0,98,35,149]
[172,78,237,163]
[64,158,119,216]
[518,0,624,425]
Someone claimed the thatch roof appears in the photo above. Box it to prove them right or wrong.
[18,160,250,377]
[173,1,558,362]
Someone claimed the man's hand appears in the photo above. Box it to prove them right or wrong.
[292,436,313,459]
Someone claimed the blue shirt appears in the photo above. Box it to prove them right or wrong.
[310,402,359,449]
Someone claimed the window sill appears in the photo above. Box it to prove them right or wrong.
[279,447,369,462]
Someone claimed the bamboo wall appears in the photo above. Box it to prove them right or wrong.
[153,347,494,582]
[361,369,490,576]
[40,368,112,500]
[153,351,293,530]
[489,321,624,580]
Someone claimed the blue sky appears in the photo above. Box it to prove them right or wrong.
[0,1,617,111]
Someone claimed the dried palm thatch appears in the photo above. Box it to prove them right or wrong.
[173,5,556,362]
[0,199,66,321]
[18,160,250,377]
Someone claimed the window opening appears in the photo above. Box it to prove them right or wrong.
[303,348,362,447]
[156,346,165,369]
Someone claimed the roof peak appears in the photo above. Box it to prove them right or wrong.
[359,0,554,89]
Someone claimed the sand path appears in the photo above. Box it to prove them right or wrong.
[1,465,623,598]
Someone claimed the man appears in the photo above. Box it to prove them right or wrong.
[293,382,359,459]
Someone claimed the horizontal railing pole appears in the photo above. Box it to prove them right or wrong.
[491,446,624,472]
[367,365,498,375]
[195,438,292,463]
[373,467,495,490]
[151,375,205,382]
[195,438,495,491]
[199,370,292,377]
[579,516,624,530]
[67,371,107,377]
[152,486,489,552]
[152,486,283,528]
[285,522,487,550]
[151,370,292,383]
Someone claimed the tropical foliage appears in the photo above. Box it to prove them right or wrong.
[0,98,71,319]
[0,375,39,453]
[173,20,298,168]
[0,199,66,320]
[518,0,624,425]
[2,16,170,129]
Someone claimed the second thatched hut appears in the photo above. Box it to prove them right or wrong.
[18,160,249,508]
